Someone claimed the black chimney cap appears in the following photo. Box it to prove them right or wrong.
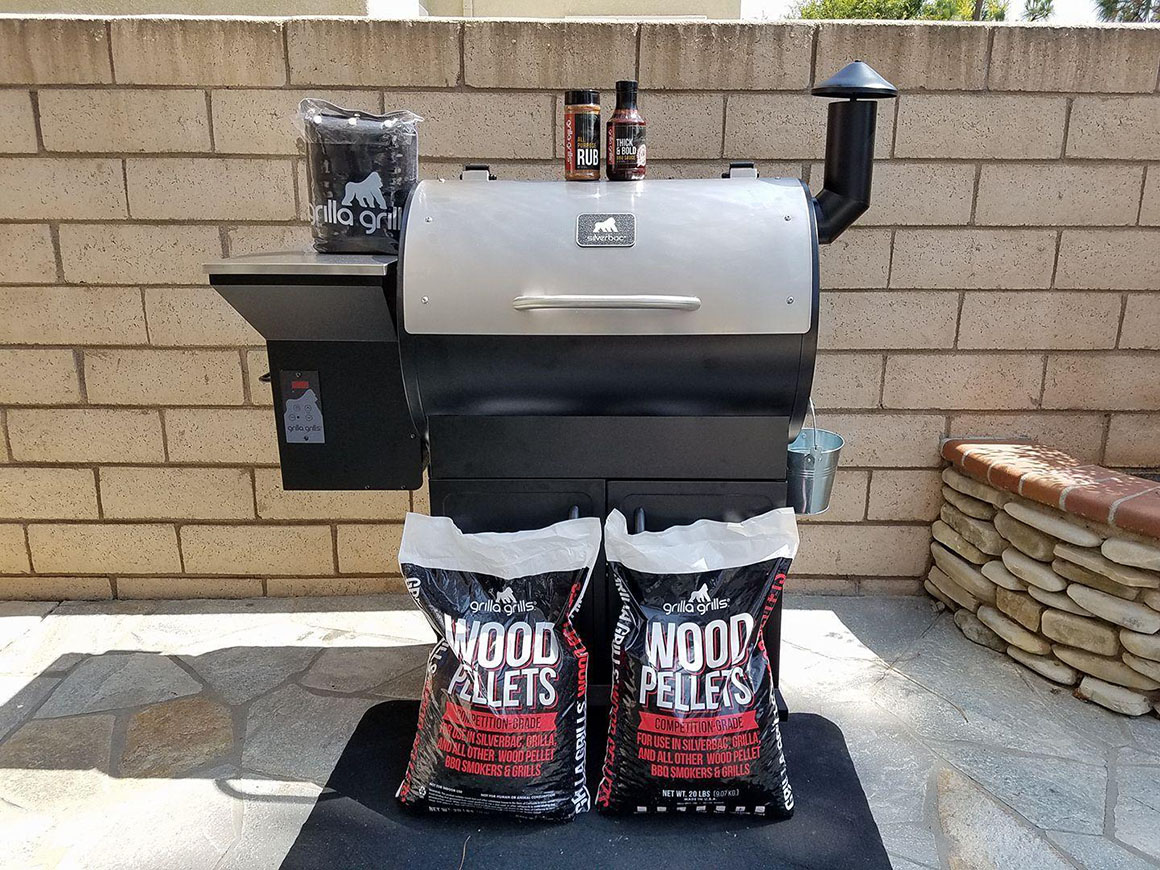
[812,60,898,99]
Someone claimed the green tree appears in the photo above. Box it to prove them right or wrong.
[1023,0,1054,17]
[1094,0,1157,21]
[795,0,1006,19]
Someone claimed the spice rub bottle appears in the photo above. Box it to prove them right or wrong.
[606,80,646,181]
[564,89,601,181]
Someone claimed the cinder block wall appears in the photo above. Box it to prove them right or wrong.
[0,17,1158,600]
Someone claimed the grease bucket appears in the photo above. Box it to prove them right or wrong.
[787,402,843,515]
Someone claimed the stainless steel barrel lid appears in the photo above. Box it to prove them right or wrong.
[400,177,815,337]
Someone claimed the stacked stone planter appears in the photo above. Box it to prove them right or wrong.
[927,441,1160,718]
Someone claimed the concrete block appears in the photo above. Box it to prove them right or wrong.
[895,95,1067,159]
[891,229,1057,290]
[820,292,958,350]
[868,469,943,521]
[267,576,405,596]
[1068,96,1160,159]
[0,525,30,574]
[255,468,408,520]
[989,26,1160,93]
[164,408,279,465]
[1122,307,1160,381]
[100,466,255,521]
[976,163,1143,227]
[0,226,56,284]
[640,21,812,90]
[816,21,988,90]
[28,523,181,574]
[883,353,1044,410]
[337,523,405,573]
[815,160,974,227]
[1067,95,1160,162]
[1141,168,1159,226]
[116,576,263,599]
[211,89,378,155]
[638,93,724,160]
[958,292,1121,350]
[821,413,947,467]
[0,350,80,405]
[0,576,111,600]
[7,409,164,463]
[0,287,147,345]
[144,287,262,347]
[1105,415,1160,467]
[1055,229,1160,291]
[0,18,111,84]
[466,20,635,89]
[226,224,311,257]
[1043,354,1160,411]
[0,468,98,520]
[287,18,459,86]
[84,349,244,406]
[389,91,553,160]
[181,525,334,576]
[59,224,222,285]
[111,18,286,86]
[796,523,931,576]
[811,352,883,409]
[0,158,126,220]
[0,90,37,153]
[726,93,894,160]
[127,158,295,221]
[817,228,892,288]
[39,89,211,153]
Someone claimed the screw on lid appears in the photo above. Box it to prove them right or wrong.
[565,89,600,105]
[615,80,638,99]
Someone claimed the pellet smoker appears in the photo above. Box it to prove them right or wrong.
[207,62,898,707]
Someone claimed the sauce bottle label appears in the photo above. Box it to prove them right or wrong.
[608,123,646,172]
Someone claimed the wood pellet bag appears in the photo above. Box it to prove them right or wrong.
[396,513,601,819]
[597,508,799,816]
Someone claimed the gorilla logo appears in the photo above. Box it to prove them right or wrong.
[496,586,517,605]
[592,217,619,233]
[342,172,388,209]
[689,583,711,604]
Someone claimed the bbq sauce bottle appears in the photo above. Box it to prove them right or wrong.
[606,80,646,181]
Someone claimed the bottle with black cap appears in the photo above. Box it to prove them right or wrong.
[563,89,601,181]
[606,80,646,181]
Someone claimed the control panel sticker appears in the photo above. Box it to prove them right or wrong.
[576,213,635,248]
[281,370,325,445]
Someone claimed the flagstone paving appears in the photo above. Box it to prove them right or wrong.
[0,594,1156,869]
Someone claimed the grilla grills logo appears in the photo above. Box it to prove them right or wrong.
[470,585,535,615]
[311,172,399,236]
[662,583,730,615]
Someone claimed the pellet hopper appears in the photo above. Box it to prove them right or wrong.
[206,61,899,708]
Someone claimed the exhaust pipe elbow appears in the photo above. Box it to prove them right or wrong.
[811,62,898,245]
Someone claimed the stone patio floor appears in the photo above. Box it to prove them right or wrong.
[0,593,1156,869]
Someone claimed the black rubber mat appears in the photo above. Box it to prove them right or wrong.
[282,701,889,870]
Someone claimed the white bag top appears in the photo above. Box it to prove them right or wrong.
[604,508,799,574]
[397,513,602,580]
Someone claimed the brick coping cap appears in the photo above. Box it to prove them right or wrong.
[941,439,1160,541]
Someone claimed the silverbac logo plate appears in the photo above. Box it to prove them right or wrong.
[576,213,635,247]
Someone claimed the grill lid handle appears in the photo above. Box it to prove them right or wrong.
[512,294,701,312]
